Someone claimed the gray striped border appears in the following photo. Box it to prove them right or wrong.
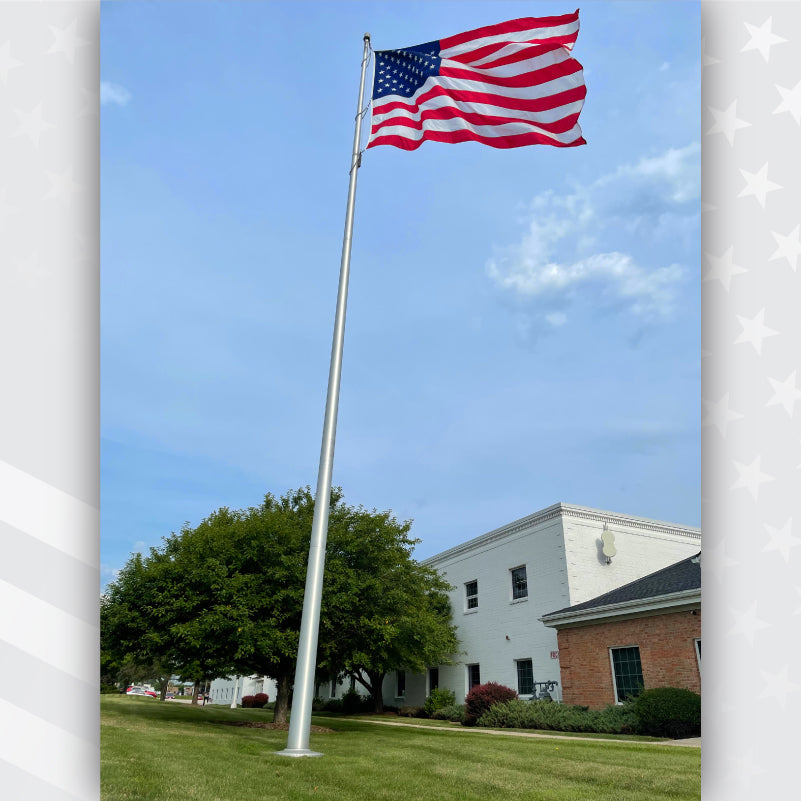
[0,2,99,800]
[2,2,800,799]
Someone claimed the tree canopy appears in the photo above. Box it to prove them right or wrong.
[101,487,459,720]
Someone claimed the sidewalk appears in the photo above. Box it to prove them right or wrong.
[350,717,701,748]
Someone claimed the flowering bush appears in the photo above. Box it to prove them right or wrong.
[253,692,269,707]
[463,682,518,726]
[240,695,256,708]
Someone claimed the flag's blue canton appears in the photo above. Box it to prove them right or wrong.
[373,41,441,100]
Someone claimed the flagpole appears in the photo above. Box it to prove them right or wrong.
[277,32,371,758]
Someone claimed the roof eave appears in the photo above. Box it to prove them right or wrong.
[540,588,701,628]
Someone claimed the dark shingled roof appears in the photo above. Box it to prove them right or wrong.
[544,552,701,618]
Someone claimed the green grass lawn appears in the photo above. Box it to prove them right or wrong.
[101,696,700,801]
[343,713,668,742]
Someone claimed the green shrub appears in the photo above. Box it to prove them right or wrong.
[423,687,456,717]
[633,687,701,738]
[322,697,344,712]
[430,704,466,723]
[463,682,518,726]
[342,689,373,714]
[476,698,638,734]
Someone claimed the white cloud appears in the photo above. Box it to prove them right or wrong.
[486,143,699,328]
[545,311,567,327]
[100,81,131,106]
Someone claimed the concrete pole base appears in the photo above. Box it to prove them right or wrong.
[275,748,324,758]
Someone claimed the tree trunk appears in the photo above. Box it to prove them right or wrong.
[368,670,385,714]
[191,681,200,705]
[272,673,292,724]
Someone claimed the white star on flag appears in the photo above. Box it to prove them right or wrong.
[738,163,782,208]
[703,246,746,290]
[702,393,744,436]
[770,225,801,270]
[734,308,778,354]
[774,79,801,125]
[758,666,801,709]
[0,40,23,84]
[48,20,89,65]
[707,100,750,145]
[763,518,801,562]
[728,602,771,645]
[766,371,801,417]
[741,17,788,62]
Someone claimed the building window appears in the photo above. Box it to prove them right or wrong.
[516,659,534,696]
[330,679,337,698]
[511,566,528,600]
[429,667,439,693]
[610,646,644,702]
[694,639,701,679]
[396,670,406,697]
[349,675,356,692]
[465,580,478,610]
[467,664,481,691]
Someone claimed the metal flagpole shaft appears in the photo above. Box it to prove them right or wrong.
[277,32,371,758]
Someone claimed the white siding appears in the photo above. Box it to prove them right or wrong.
[209,674,277,706]
[384,503,700,708]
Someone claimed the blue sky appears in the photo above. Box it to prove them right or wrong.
[101,1,701,586]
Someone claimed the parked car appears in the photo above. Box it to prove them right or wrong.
[125,686,155,697]
[165,692,175,700]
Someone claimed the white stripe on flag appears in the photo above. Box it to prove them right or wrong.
[372,117,584,145]
[439,20,580,59]
[373,71,584,116]
[441,47,572,77]
[371,95,585,129]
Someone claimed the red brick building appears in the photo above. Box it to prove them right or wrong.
[540,553,700,709]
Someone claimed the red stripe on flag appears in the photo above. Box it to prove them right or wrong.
[440,11,580,50]
[371,106,583,137]
[450,42,567,70]
[440,59,583,90]
[372,83,587,118]
[367,127,586,151]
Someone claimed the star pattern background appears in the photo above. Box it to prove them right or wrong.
[703,3,801,798]
[1,2,800,799]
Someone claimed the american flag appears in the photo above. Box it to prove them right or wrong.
[367,11,586,151]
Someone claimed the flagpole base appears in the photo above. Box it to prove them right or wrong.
[275,748,324,758]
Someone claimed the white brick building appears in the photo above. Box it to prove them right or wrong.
[209,674,277,706]
[378,502,700,706]
[227,503,700,709]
